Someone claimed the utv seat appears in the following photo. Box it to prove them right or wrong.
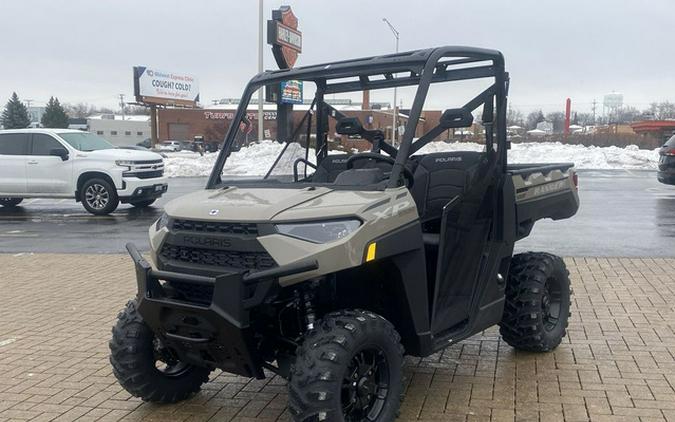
[410,151,484,238]
[311,154,350,183]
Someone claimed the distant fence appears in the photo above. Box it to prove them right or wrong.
[449,133,662,149]
[523,134,661,149]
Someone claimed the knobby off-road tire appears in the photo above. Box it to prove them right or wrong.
[129,199,156,208]
[80,178,119,215]
[0,198,23,207]
[500,252,572,352]
[109,300,211,403]
[288,310,405,422]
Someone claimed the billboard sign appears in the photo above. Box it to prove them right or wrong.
[133,66,199,106]
[267,6,302,69]
[280,80,303,104]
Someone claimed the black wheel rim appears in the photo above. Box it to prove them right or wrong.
[542,277,562,332]
[342,347,389,421]
[152,337,191,377]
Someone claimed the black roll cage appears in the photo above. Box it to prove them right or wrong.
[207,46,509,190]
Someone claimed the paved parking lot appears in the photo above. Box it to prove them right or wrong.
[1,254,674,421]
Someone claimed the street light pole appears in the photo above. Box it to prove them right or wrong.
[258,0,264,141]
[382,18,399,146]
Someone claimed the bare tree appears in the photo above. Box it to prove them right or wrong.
[125,105,150,115]
[506,107,524,127]
[648,101,675,120]
[64,102,115,118]
[525,110,545,130]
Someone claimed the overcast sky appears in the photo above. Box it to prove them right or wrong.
[1,0,673,114]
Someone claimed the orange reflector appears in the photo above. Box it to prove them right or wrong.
[366,243,377,262]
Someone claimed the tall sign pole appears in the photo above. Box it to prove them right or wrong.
[382,18,399,146]
[564,98,571,139]
[257,0,264,141]
[267,6,302,142]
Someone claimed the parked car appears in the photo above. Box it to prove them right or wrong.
[657,135,675,185]
[158,140,182,152]
[137,138,152,149]
[0,129,167,215]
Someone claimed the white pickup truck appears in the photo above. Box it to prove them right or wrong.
[0,129,168,215]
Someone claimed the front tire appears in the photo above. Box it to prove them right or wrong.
[0,198,23,207]
[109,300,211,403]
[288,310,404,422]
[80,178,118,215]
[129,199,156,208]
[500,252,571,352]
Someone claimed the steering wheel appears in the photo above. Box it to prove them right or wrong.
[346,153,414,188]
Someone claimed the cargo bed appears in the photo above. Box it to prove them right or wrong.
[508,163,579,239]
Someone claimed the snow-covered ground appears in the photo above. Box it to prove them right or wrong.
[163,141,660,178]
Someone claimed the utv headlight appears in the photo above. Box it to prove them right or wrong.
[275,219,361,243]
[155,212,170,231]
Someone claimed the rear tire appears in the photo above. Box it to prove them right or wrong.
[80,178,118,215]
[500,252,571,352]
[0,198,23,207]
[109,300,211,403]
[130,199,156,208]
[288,309,404,422]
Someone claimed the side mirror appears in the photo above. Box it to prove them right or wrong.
[50,148,69,161]
[439,107,474,129]
[336,117,364,136]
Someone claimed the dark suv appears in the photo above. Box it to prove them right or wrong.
[658,135,675,185]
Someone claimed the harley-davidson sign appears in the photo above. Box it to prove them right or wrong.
[267,6,302,69]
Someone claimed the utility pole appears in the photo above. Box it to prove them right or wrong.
[118,94,126,120]
[257,0,264,141]
[591,99,597,124]
[24,99,34,126]
[382,18,399,147]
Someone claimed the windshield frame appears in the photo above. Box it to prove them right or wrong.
[206,46,508,190]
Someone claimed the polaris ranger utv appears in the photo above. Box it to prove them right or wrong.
[110,46,579,421]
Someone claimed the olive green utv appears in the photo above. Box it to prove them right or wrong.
[110,46,579,421]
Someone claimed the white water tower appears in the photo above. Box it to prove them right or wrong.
[603,92,623,122]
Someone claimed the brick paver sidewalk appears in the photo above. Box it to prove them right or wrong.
[0,254,674,421]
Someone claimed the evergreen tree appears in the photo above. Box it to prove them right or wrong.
[41,96,69,128]
[1,92,31,129]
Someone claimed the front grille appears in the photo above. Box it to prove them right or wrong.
[133,159,163,165]
[167,280,214,305]
[134,170,164,179]
[160,244,277,271]
[171,219,259,236]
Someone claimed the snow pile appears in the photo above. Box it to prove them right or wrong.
[417,141,660,170]
[163,141,660,178]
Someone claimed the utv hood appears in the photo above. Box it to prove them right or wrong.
[163,186,391,222]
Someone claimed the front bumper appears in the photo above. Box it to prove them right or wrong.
[126,243,317,378]
[119,175,168,197]
[119,178,168,203]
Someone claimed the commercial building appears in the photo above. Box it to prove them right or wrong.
[87,114,151,147]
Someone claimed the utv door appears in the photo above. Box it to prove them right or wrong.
[430,193,492,334]
[428,150,509,336]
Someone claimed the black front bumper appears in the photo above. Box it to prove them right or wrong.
[126,243,317,379]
